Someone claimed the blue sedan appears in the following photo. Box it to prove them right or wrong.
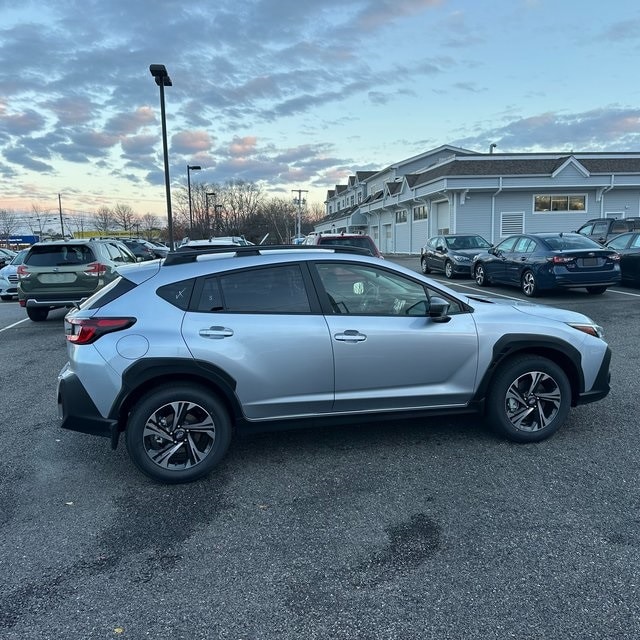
[472,232,621,296]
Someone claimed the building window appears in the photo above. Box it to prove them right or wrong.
[358,193,362,203]
[413,205,428,220]
[396,210,407,223]
[534,195,586,212]
[350,195,355,206]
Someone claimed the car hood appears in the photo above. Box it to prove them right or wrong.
[453,248,488,257]
[465,294,597,325]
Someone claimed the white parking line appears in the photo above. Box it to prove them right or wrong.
[440,280,640,300]
[0,318,29,333]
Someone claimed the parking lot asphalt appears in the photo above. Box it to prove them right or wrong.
[1,257,639,640]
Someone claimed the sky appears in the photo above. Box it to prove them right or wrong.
[1,0,640,221]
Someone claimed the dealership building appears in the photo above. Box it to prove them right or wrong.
[317,145,640,254]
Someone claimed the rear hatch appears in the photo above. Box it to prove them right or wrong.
[19,244,103,299]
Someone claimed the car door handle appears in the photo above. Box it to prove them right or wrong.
[334,330,367,343]
[199,326,234,339]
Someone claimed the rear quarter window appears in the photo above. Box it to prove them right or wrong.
[157,279,195,310]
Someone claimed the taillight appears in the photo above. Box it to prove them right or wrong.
[17,264,30,279]
[610,253,621,261]
[84,262,107,276]
[548,255,574,264]
[65,317,136,345]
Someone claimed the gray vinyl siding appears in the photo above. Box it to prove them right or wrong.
[319,148,640,255]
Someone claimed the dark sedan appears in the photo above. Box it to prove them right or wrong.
[605,232,640,285]
[472,232,621,296]
[420,234,492,278]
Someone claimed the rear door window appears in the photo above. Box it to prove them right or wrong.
[195,265,311,313]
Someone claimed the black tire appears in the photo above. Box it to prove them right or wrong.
[474,263,488,286]
[420,257,431,274]
[521,270,538,297]
[486,356,571,443]
[586,286,607,295]
[444,260,454,279]
[125,384,232,484]
[27,307,49,321]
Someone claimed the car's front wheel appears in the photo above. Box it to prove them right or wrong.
[486,356,571,443]
[26,307,49,321]
[444,260,454,279]
[420,257,431,274]
[474,263,488,286]
[125,384,232,484]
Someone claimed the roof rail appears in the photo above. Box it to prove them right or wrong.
[163,244,371,266]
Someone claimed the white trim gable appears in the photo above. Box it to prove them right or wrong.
[552,156,590,178]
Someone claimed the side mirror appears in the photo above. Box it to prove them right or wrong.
[428,296,451,323]
[436,245,446,252]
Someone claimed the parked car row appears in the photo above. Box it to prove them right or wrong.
[420,227,639,296]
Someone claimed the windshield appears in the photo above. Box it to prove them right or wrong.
[445,235,491,250]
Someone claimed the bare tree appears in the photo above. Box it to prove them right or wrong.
[27,204,55,240]
[93,206,114,234]
[0,209,20,247]
[257,198,298,244]
[112,203,136,234]
[140,213,160,240]
[220,180,264,236]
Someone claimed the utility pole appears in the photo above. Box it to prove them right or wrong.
[58,193,65,238]
[291,189,308,241]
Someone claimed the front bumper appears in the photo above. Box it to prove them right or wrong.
[575,347,612,405]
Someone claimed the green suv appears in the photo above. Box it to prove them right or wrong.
[18,239,139,321]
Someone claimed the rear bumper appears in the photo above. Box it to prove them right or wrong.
[57,364,117,440]
[22,296,87,308]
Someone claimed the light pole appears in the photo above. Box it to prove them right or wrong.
[58,193,65,238]
[205,192,215,238]
[291,189,308,242]
[187,164,201,236]
[149,64,174,250]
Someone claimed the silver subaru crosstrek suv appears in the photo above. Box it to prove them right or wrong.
[57,245,612,484]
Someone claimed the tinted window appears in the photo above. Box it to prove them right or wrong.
[592,221,609,235]
[544,235,602,250]
[496,237,518,252]
[157,279,195,310]
[25,244,96,266]
[318,236,375,254]
[515,237,536,253]
[202,265,310,313]
[611,221,629,233]
[607,234,631,250]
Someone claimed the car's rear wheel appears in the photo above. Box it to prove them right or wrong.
[125,384,232,484]
[486,356,571,443]
[26,307,49,321]
[474,263,488,286]
[444,260,454,279]
[521,270,538,297]
[420,257,431,274]
[586,286,607,295]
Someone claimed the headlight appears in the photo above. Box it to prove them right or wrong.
[567,322,604,339]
